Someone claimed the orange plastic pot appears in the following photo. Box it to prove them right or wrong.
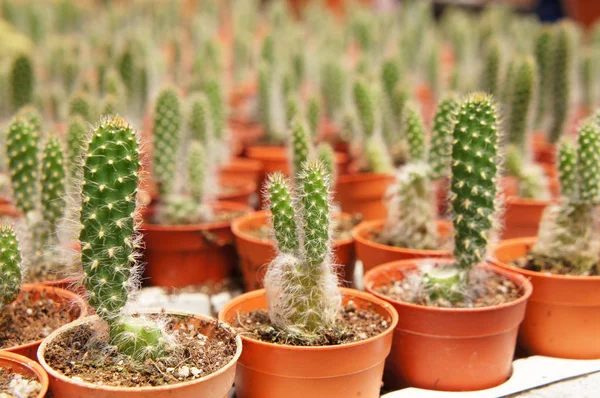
[2,284,88,361]
[0,203,21,218]
[217,175,256,206]
[218,157,263,190]
[38,311,242,398]
[232,210,356,291]
[492,237,600,358]
[142,201,251,288]
[0,351,48,398]
[353,219,453,274]
[532,132,556,165]
[364,259,532,391]
[219,288,398,398]
[229,121,264,153]
[335,172,395,221]
[502,197,552,239]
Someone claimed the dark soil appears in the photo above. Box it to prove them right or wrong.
[246,213,360,242]
[0,368,42,398]
[512,253,599,276]
[232,300,388,346]
[43,314,238,388]
[374,267,522,308]
[0,291,71,349]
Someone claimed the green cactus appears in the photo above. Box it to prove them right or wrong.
[289,118,313,180]
[261,34,275,65]
[365,136,394,174]
[321,60,345,119]
[507,56,535,150]
[40,137,66,231]
[0,225,22,309]
[68,91,94,122]
[66,116,87,172]
[307,96,320,138]
[118,46,134,96]
[188,93,213,145]
[404,104,426,162]
[353,79,376,137]
[10,54,34,110]
[258,62,285,143]
[204,79,224,141]
[187,141,205,202]
[264,161,341,338]
[80,116,169,360]
[426,39,440,97]
[534,27,553,129]
[152,87,182,197]
[17,106,42,136]
[425,93,500,302]
[429,94,459,180]
[317,143,337,187]
[481,38,501,97]
[381,58,401,101]
[532,119,600,274]
[6,118,39,214]
[286,94,301,126]
[548,23,572,144]
[581,49,596,112]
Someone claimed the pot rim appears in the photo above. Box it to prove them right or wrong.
[37,310,243,392]
[336,172,394,184]
[492,236,600,281]
[219,157,263,171]
[352,218,453,256]
[505,195,554,206]
[232,210,355,248]
[4,283,88,353]
[0,351,49,398]
[219,287,399,351]
[363,258,533,313]
[246,145,348,164]
[217,175,257,198]
[141,201,251,231]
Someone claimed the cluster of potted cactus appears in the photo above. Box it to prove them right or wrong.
[0,0,600,397]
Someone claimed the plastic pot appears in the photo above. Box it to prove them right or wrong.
[0,351,48,398]
[217,175,257,206]
[38,311,243,398]
[141,201,251,288]
[2,284,88,361]
[232,210,356,291]
[532,132,555,165]
[218,157,263,191]
[364,259,532,391]
[335,173,395,221]
[502,197,553,239]
[353,219,453,274]
[219,288,398,398]
[492,237,600,359]
[0,203,21,218]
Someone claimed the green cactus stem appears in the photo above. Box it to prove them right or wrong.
[353,79,376,137]
[118,46,134,96]
[40,137,66,233]
[68,91,94,122]
[6,117,39,214]
[507,56,535,151]
[204,79,225,141]
[548,23,572,144]
[404,104,426,162]
[10,54,34,110]
[581,49,595,112]
[152,87,182,197]
[289,118,313,179]
[429,94,459,180]
[365,136,394,174]
[307,96,320,138]
[66,116,87,173]
[266,173,298,254]
[188,93,213,146]
[17,106,42,136]
[317,143,337,187]
[534,27,553,129]
[0,225,22,310]
[481,38,501,97]
[187,141,205,202]
[321,60,345,119]
[80,116,169,360]
[557,138,577,199]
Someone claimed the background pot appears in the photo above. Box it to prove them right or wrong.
[232,210,356,291]
[364,259,532,391]
[219,288,397,398]
[335,173,394,221]
[218,157,263,194]
[38,311,242,398]
[0,351,49,398]
[3,284,88,361]
[502,197,552,239]
[217,175,257,207]
[492,237,600,359]
[353,219,452,274]
[142,201,251,288]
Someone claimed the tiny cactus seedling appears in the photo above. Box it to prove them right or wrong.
[10,54,34,110]
[264,161,341,338]
[153,87,182,197]
[548,22,572,144]
[0,225,22,310]
[429,93,459,180]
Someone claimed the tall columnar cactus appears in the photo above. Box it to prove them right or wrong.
[0,226,22,310]
[429,94,459,180]
[187,141,205,202]
[18,106,42,136]
[317,143,337,187]
[69,91,94,122]
[188,93,213,145]
[353,79,376,137]
[532,120,600,274]
[80,116,169,359]
[289,118,313,180]
[264,161,341,338]
[118,46,134,96]
[66,116,87,173]
[581,49,595,112]
[481,38,501,97]
[6,118,39,214]
[425,93,500,302]
[307,96,320,138]
[381,58,401,101]
[403,104,426,162]
[258,62,285,144]
[321,59,345,119]
[548,23,572,144]
[40,137,66,232]
[507,56,535,150]
[534,27,553,129]
[153,87,182,196]
[204,79,224,141]
[10,54,34,110]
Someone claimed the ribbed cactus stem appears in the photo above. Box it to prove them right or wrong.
[404,104,426,162]
[188,94,213,146]
[40,137,66,234]
[6,118,39,214]
[548,23,572,144]
[558,138,577,199]
[307,96,320,138]
[66,116,87,173]
[80,116,168,360]
[481,38,501,97]
[353,79,376,137]
[577,121,600,203]
[429,94,459,180]
[534,27,552,129]
[10,54,34,110]
[365,136,394,174]
[0,225,22,309]
[289,118,313,179]
[299,161,330,266]
[508,56,535,150]
[381,58,401,101]
[321,60,345,119]
[317,143,337,187]
[152,87,182,197]
[69,92,94,122]
[204,79,224,140]
[187,141,205,202]
[266,173,298,254]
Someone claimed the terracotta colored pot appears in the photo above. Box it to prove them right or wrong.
[492,237,600,359]
[232,210,356,291]
[532,132,556,165]
[142,201,251,288]
[38,311,243,398]
[3,284,88,361]
[0,351,48,398]
[364,259,532,391]
[217,175,256,206]
[335,173,395,221]
[218,157,263,190]
[229,121,264,153]
[219,288,398,398]
[353,219,453,274]
[0,203,21,218]
[502,197,553,239]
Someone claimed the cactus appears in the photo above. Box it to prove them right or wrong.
[381,58,401,101]
[425,93,500,302]
[286,94,301,125]
[0,226,22,309]
[534,27,552,129]
[532,119,600,274]
[507,56,535,151]
[581,49,596,112]
[204,79,224,141]
[321,59,345,119]
[365,136,394,174]
[188,93,213,146]
[187,141,205,202]
[289,118,313,180]
[68,91,94,122]
[6,118,39,214]
[307,96,320,138]
[317,143,337,187]
[481,38,501,97]
[118,46,134,96]
[353,79,376,137]
[263,161,341,338]
[548,23,572,144]
[101,95,119,116]
[10,54,34,110]
[66,116,87,173]
[426,38,440,97]
[258,62,286,144]
[403,104,426,162]
[152,87,182,197]
[17,106,42,136]
[429,94,459,180]
[40,137,66,232]
[80,116,169,360]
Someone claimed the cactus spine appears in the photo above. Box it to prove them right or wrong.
[429,94,459,180]
[0,226,22,310]
[152,87,182,197]
[6,118,39,214]
[10,54,34,110]
[548,23,572,144]
[80,116,169,359]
